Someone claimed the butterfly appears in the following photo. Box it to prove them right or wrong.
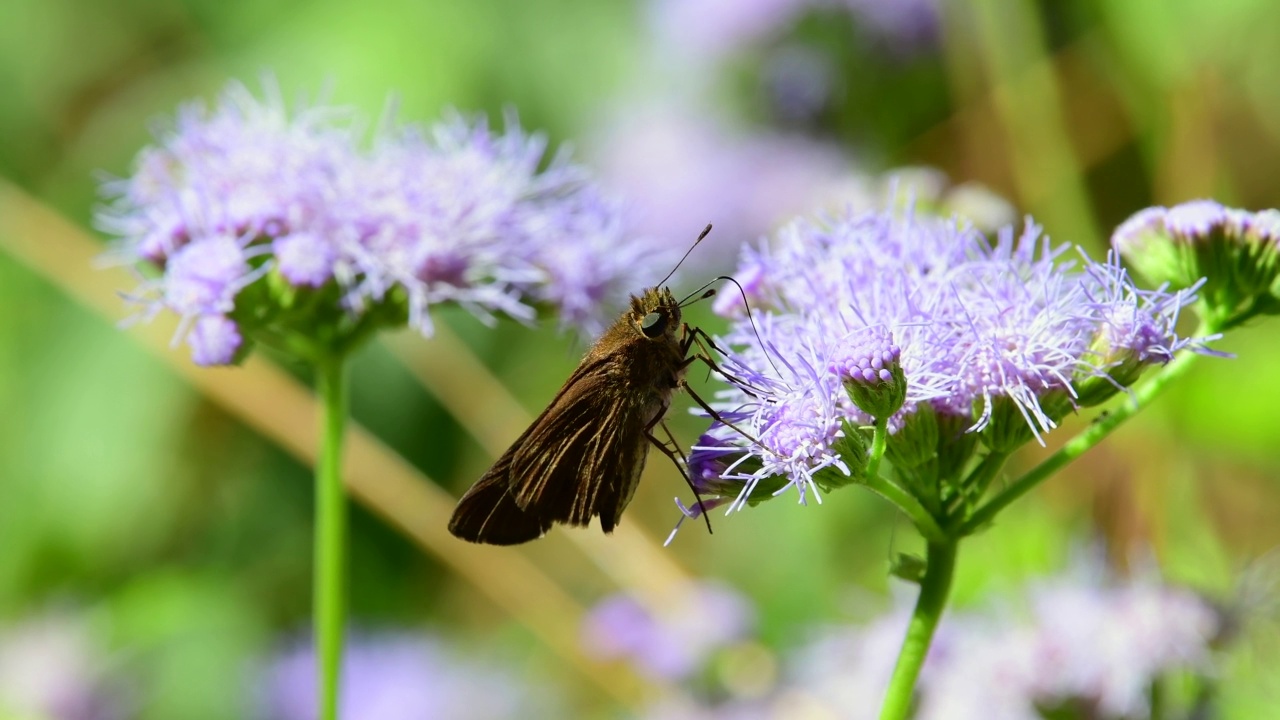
[448,227,721,545]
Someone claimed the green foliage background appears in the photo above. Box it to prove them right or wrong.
[1,0,1279,717]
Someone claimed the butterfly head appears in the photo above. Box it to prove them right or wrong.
[631,286,682,342]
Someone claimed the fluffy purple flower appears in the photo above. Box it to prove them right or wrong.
[1112,199,1280,330]
[261,633,554,720]
[99,79,654,365]
[274,232,337,287]
[694,209,1209,510]
[188,315,243,366]
[161,234,258,317]
[580,581,755,681]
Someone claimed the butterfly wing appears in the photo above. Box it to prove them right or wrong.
[448,355,656,544]
[447,446,553,545]
[511,357,651,533]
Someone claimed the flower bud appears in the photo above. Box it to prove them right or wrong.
[1113,200,1280,329]
[830,328,907,421]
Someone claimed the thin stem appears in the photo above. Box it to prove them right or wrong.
[863,474,947,544]
[863,417,947,543]
[878,539,958,720]
[316,357,349,720]
[960,344,1207,536]
[944,450,1010,520]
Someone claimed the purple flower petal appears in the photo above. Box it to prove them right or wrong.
[187,315,243,366]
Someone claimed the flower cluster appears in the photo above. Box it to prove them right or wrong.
[1113,199,1280,330]
[580,580,755,680]
[693,209,1209,515]
[98,80,655,365]
[790,566,1221,720]
[262,632,557,720]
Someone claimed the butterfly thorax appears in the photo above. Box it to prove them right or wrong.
[598,285,686,385]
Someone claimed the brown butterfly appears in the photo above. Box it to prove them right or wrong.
[448,227,719,545]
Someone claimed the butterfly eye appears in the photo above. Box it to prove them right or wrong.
[640,311,667,338]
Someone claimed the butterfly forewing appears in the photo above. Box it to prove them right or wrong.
[448,287,688,545]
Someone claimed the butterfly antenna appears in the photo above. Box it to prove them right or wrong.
[714,275,783,380]
[678,280,717,307]
[657,223,713,288]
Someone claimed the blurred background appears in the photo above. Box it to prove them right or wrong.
[2,0,1279,718]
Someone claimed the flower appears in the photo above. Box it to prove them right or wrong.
[98,79,654,365]
[261,632,557,720]
[0,613,121,720]
[689,208,1210,514]
[647,0,940,66]
[592,102,861,275]
[787,560,1222,720]
[830,325,907,420]
[1112,199,1280,329]
[580,581,755,681]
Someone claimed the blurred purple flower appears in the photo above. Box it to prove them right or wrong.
[261,633,555,720]
[99,79,654,365]
[647,0,940,66]
[581,581,755,680]
[648,0,807,65]
[0,613,122,720]
[843,0,940,50]
[789,607,917,719]
[788,562,1222,720]
[592,103,864,272]
[697,209,1210,509]
[188,315,243,366]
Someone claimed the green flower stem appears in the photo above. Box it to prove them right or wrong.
[959,342,1207,536]
[316,356,349,720]
[945,450,1009,520]
[863,474,947,543]
[878,539,958,720]
[865,417,889,481]
[863,417,946,543]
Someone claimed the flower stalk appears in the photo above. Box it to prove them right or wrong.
[878,539,958,720]
[315,355,349,720]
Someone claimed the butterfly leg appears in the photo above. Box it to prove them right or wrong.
[679,380,763,447]
[681,324,764,397]
[643,406,714,534]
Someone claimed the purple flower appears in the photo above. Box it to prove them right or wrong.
[696,209,1210,511]
[591,102,861,274]
[788,560,1222,720]
[647,0,808,65]
[261,632,555,720]
[99,79,655,365]
[580,581,755,681]
[161,234,259,317]
[789,607,919,720]
[1024,578,1218,716]
[1112,199,1280,329]
[646,0,940,66]
[829,326,907,420]
[0,613,123,720]
[188,315,243,366]
[274,232,337,288]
